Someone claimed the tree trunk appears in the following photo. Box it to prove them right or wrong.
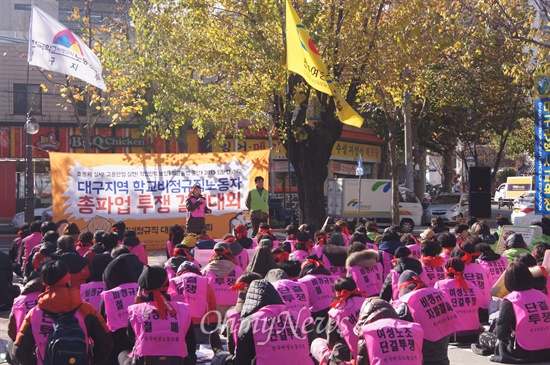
[82,126,91,153]
[176,124,189,153]
[442,147,454,192]
[414,146,427,201]
[387,118,400,225]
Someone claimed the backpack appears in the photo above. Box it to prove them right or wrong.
[43,307,88,365]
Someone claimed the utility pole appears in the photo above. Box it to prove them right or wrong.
[404,89,414,192]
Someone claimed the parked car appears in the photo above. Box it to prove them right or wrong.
[494,183,506,203]
[510,192,541,226]
[11,206,53,229]
[424,193,469,224]
[513,190,535,206]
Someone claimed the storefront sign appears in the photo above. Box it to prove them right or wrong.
[70,135,147,151]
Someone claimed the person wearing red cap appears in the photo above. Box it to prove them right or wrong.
[14,260,112,365]
[186,184,212,234]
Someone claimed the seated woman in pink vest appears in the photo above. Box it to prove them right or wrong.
[209,279,313,365]
[234,223,254,249]
[471,261,550,363]
[379,246,423,302]
[223,234,249,271]
[354,297,424,365]
[290,232,314,262]
[323,243,348,280]
[165,224,185,259]
[165,244,201,280]
[122,230,148,265]
[246,239,277,278]
[282,224,298,251]
[419,240,446,288]
[76,231,94,257]
[80,253,112,311]
[402,232,424,260]
[394,270,460,365]
[454,224,470,247]
[99,257,138,365]
[439,231,459,263]
[346,249,384,297]
[475,242,509,289]
[311,277,366,365]
[201,242,244,318]
[435,257,486,344]
[121,265,196,365]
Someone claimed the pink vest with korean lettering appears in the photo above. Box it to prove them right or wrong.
[272,279,311,318]
[80,281,105,311]
[168,272,208,319]
[101,282,140,331]
[347,264,384,297]
[390,270,401,301]
[30,307,89,365]
[226,307,241,349]
[204,265,243,306]
[329,265,348,280]
[234,250,249,271]
[477,257,508,289]
[328,296,365,359]
[128,301,191,358]
[189,196,206,218]
[407,244,422,260]
[362,318,423,365]
[463,263,490,308]
[434,278,483,332]
[298,274,335,313]
[248,304,313,365]
[12,292,39,332]
[290,250,310,262]
[504,289,550,351]
[125,243,148,265]
[400,287,459,342]
[420,264,447,288]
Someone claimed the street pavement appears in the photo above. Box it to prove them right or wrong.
[0,203,545,364]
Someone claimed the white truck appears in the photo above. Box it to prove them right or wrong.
[327,178,424,233]
[497,176,534,208]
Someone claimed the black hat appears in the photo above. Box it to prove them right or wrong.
[138,265,168,291]
[397,269,426,298]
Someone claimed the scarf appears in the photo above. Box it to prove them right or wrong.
[211,247,238,265]
[173,247,194,263]
[229,282,247,291]
[259,227,274,236]
[331,288,364,308]
[447,267,469,290]
[301,258,323,270]
[398,275,424,293]
[456,243,481,264]
[316,233,328,247]
[420,255,444,268]
[141,278,176,319]
[273,251,290,263]
[224,237,237,243]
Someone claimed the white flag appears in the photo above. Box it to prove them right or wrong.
[28,5,106,90]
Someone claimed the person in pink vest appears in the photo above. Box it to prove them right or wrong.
[209,279,313,365]
[323,243,348,280]
[272,247,290,264]
[111,220,126,245]
[403,232,424,260]
[346,249,384,297]
[475,242,509,289]
[51,235,90,291]
[201,242,243,318]
[122,229,148,265]
[234,223,254,249]
[13,260,112,365]
[6,270,41,365]
[454,224,470,246]
[419,240,446,288]
[394,270,460,365]
[514,253,550,295]
[256,222,279,247]
[380,246,423,302]
[223,234,249,271]
[435,257,485,343]
[292,231,316,260]
[122,265,196,365]
[311,277,366,364]
[20,220,43,275]
[75,231,94,257]
[246,239,277,277]
[354,297,424,365]
[165,243,201,280]
[166,224,185,258]
[265,268,311,319]
[471,261,550,362]
[186,184,212,235]
[298,255,336,341]
[311,230,332,268]
[438,231,458,263]
[80,253,111,311]
[334,221,352,246]
[100,257,139,365]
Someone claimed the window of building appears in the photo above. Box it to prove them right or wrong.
[13,84,42,115]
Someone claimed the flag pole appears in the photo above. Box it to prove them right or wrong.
[284,0,294,225]
[24,2,36,224]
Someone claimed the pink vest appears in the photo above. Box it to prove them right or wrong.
[290,250,310,262]
[400,287,459,342]
[188,196,206,218]
[12,292,39,332]
[365,242,378,250]
[362,318,423,365]
[477,257,508,289]
[434,278,483,332]
[101,282,139,331]
[505,289,550,351]
[166,265,177,280]
[226,307,241,349]
[204,265,244,306]
[22,232,42,268]
[463,263,490,308]
[76,245,91,257]
[329,265,348,280]
[166,240,175,258]
[234,250,249,271]
[80,281,105,311]
[298,274,335,313]
[128,301,191,358]
[420,264,447,288]
[390,270,400,302]
[347,264,384,297]
[379,251,394,279]
[271,279,311,318]
[440,252,451,263]
[328,296,365,359]
[30,307,89,365]
[125,243,148,265]
[248,304,313,365]
[407,244,422,260]
[168,272,208,319]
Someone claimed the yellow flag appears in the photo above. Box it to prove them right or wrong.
[285,0,363,128]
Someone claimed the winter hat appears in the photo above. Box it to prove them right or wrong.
[356,226,367,234]
[138,265,175,319]
[214,242,230,253]
[177,261,200,275]
[397,269,426,298]
[259,238,274,249]
[329,233,345,246]
[265,268,290,283]
[41,260,70,287]
[497,217,511,227]
[420,229,435,240]
[123,235,140,247]
[183,235,197,248]
[394,246,412,259]
[234,224,248,239]
[505,233,527,249]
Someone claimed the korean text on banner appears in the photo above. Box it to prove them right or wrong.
[49,150,270,249]
[285,0,363,128]
[534,75,550,215]
[28,5,107,90]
